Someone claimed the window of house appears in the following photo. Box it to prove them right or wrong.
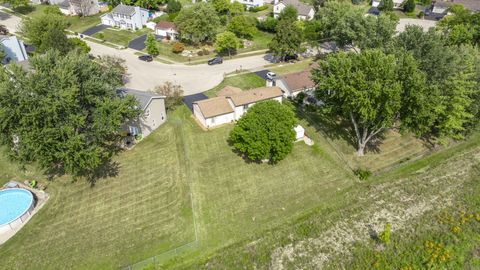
[211,117,215,124]
[243,104,248,110]
[145,108,150,117]
[153,119,156,127]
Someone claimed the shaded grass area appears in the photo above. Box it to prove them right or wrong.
[0,123,195,269]
[299,108,430,172]
[268,60,313,75]
[166,132,480,270]
[203,72,266,97]
[93,28,149,47]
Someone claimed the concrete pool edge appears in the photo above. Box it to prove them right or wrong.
[0,185,49,245]
[0,188,35,228]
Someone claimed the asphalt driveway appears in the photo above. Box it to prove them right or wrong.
[128,34,163,51]
[82,24,110,36]
[183,93,209,111]
[254,70,272,80]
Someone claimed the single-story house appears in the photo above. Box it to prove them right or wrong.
[275,70,316,98]
[432,0,480,13]
[1,35,28,64]
[101,4,149,30]
[117,88,167,142]
[273,0,315,20]
[155,21,178,40]
[193,86,283,129]
[48,0,99,16]
[231,0,264,8]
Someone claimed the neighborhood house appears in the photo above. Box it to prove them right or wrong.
[372,0,403,9]
[56,0,99,16]
[117,88,167,142]
[232,0,264,8]
[101,4,149,30]
[275,70,316,98]
[0,35,28,64]
[193,86,283,128]
[273,0,315,20]
[432,0,480,13]
[155,21,178,40]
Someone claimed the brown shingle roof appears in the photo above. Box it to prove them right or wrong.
[280,70,316,93]
[277,0,314,16]
[217,86,242,97]
[193,96,234,118]
[156,21,176,30]
[227,86,283,106]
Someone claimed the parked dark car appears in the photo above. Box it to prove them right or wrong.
[138,55,153,62]
[284,54,298,62]
[208,57,223,65]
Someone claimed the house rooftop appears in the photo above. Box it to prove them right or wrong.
[194,96,234,118]
[276,0,313,16]
[156,21,176,30]
[111,4,136,15]
[280,70,315,93]
[227,86,283,106]
[216,86,242,97]
[117,88,165,110]
[434,0,480,11]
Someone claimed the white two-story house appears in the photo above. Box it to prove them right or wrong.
[101,4,149,30]
[273,0,315,20]
[231,0,264,8]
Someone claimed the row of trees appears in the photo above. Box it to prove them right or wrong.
[312,24,479,156]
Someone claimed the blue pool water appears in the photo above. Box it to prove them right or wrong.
[0,189,34,226]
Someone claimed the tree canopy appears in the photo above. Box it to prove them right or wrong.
[145,33,159,56]
[0,51,141,180]
[312,50,404,156]
[215,31,240,57]
[269,9,303,61]
[228,101,296,163]
[227,15,257,39]
[174,3,220,44]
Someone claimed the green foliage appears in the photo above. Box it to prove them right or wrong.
[215,31,240,57]
[379,223,391,245]
[166,0,182,14]
[446,24,474,46]
[227,15,257,39]
[269,17,304,60]
[1,0,28,8]
[19,14,73,55]
[229,1,245,16]
[403,0,415,13]
[69,37,91,54]
[277,5,298,21]
[154,82,184,110]
[171,41,184,53]
[145,33,159,56]
[256,17,277,33]
[438,4,480,46]
[353,168,371,181]
[379,0,394,11]
[248,5,268,12]
[312,50,402,156]
[0,51,141,179]
[175,3,220,44]
[43,5,63,15]
[211,0,230,14]
[359,13,398,50]
[229,101,296,163]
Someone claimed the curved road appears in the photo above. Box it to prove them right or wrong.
[86,41,272,95]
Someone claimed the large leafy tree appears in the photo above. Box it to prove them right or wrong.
[174,3,220,44]
[403,0,415,13]
[1,0,28,9]
[145,33,159,56]
[227,15,257,39]
[215,31,240,57]
[0,51,141,180]
[166,0,182,14]
[20,14,72,55]
[379,0,394,11]
[359,13,398,51]
[312,50,403,156]
[269,8,303,61]
[229,101,296,163]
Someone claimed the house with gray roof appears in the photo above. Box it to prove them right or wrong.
[101,4,149,30]
[273,0,315,20]
[117,88,166,142]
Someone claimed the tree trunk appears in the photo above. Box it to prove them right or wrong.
[357,142,365,156]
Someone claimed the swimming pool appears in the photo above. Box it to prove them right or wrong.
[0,188,35,234]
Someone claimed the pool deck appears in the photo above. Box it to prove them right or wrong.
[0,183,49,245]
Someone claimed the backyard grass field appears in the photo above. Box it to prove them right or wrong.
[203,73,266,97]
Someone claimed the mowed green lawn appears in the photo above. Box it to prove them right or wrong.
[0,123,195,269]
[203,73,266,97]
[93,28,150,47]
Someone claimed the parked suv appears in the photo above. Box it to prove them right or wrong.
[138,55,153,62]
[208,57,223,65]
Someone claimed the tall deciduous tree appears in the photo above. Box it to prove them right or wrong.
[1,0,28,9]
[175,3,220,44]
[359,13,398,51]
[312,50,403,156]
[269,9,303,61]
[403,0,415,13]
[215,31,240,57]
[19,14,72,55]
[154,82,184,111]
[145,33,159,56]
[0,51,141,180]
[227,15,257,39]
[379,0,394,11]
[166,0,182,14]
[229,101,296,163]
